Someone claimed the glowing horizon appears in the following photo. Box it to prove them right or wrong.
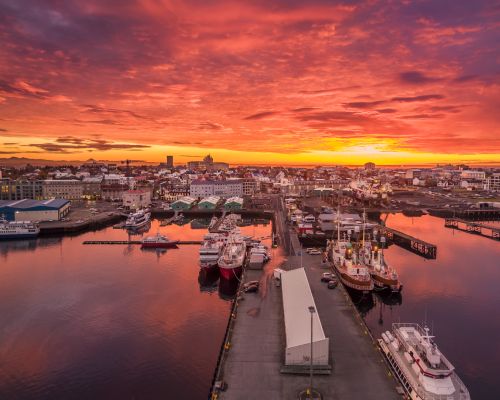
[0,1,499,166]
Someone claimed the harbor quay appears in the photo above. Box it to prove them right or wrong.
[211,249,401,399]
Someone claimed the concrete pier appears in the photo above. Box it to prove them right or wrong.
[212,231,400,399]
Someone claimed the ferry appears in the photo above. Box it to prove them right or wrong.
[218,233,246,280]
[0,219,40,240]
[141,233,178,249]
[125,209,151,229]
[379,323,470,400]
[361,241,402,292]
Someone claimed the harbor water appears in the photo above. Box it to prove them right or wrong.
[0,214,498,399]
[0,219,271,400]
[362,214,500,400]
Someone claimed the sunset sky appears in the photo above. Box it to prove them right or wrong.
[0,0,499,166]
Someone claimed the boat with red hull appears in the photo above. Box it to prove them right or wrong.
[218,233,245,281]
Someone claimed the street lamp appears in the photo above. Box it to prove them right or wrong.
[308,305,316,399]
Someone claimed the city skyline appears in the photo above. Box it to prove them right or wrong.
[1,0,499,166]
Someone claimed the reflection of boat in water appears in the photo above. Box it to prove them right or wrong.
[198,267,220,293]
[141,233,178,249]
[347,289,375,316]
[375,290,403,306]
[190,218,211,229]
[218,276,239,301]
[379,323,470,400]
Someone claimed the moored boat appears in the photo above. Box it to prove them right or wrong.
[125,209,151,229]
[379,323,470,400]
[330,239,374,293]
[361,241,402,292]
[218,233,246,280]
[199,233,226,269]
[0,218,40,240]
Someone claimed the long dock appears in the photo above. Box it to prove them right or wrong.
[444,218,500,241]
[82,240,201,245]
[377,225,437,259]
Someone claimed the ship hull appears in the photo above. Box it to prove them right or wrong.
[0,233,39,240]
[371,273,402,292]
[218,266,243,280]
[336,270,374,293]
[141,241,178,249]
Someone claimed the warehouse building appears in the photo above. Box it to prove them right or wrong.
[0,199,71,221]
[198,196,221,209]
[171,196,197,210]
[281,268,329,366]
[224,196,243,210]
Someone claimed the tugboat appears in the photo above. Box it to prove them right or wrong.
[141,233,178,248]
[218,232,246,280]
[362,241,402,292]
[379,323,470,400]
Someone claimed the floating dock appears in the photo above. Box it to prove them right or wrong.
[444,218,500,241]
[376,225,437,259]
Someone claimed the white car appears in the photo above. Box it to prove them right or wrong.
[309,249,322,255]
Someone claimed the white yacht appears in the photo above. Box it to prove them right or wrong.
[0,218,40,240]
[124,209,151,229]
[379,323,470,400]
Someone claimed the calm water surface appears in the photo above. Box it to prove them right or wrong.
[362,214,500,400]
[0,219,271,400]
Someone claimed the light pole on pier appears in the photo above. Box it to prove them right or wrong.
[308,305,316,399]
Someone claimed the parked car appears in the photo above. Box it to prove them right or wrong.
[327,280,339,289]
[309,249,322,255]
[244,285,259,293]
[321,272,333,282]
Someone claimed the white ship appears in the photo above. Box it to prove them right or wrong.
[199,233,226,269]
[124,209,151,229]
[0,218,40,240]
[379,323,470,400]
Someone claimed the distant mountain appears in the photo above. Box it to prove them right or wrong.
[0,157,157,167]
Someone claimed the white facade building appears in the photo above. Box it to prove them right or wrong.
[461,170,486,180]
[42,180,83,200]
[190,180,243,198]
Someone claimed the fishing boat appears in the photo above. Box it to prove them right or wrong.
[379,323,470,400]
[328,207,373,293]
[141,233,178,248]
[330,239,374,293]
[361,241,402,292]
[218,233,246,280]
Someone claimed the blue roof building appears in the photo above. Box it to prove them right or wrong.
[0,199,71,221]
